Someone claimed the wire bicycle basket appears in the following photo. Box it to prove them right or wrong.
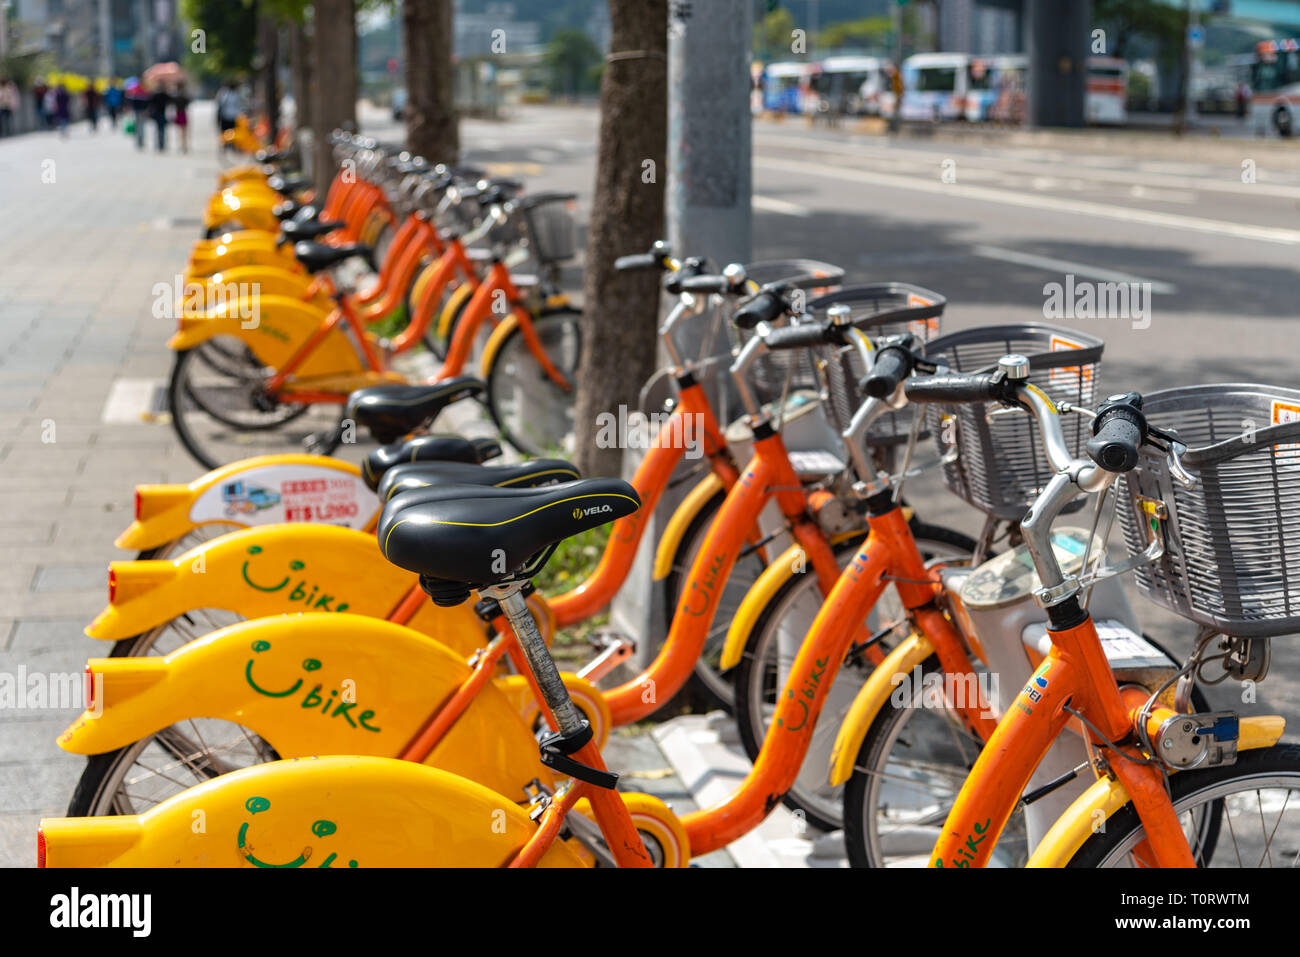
[808,283,946,447]
[923,323,1104,520]
[519,192,578,265]
[1115,383,1300,638]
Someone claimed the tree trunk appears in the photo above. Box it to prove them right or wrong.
[290,18,314,137]
[573,1,668,479]
[403,0,459,163]
[312,0,358,191]
[259,13,281,141]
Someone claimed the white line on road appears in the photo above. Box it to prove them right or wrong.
[755,155,1300,245]
[971,245,1178,294]
[753,194,812,217]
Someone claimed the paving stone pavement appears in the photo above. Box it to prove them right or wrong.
[0,107,237,866]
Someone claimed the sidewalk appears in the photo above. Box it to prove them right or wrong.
[0,106,231,865]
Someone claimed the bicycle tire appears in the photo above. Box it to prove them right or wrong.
[1068,743,1300,867]
[168,347,344,470]
[484,307,582,457]
[733,521,978,832]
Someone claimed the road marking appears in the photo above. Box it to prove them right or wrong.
[971,245,1177,294]
[756,130,1300,199]
[1128,184,1197,205]
[101,378,167,424]
[753,194,812,217]
[755,155,1300,245]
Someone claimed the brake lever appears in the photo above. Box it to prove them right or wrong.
[1143,425,1198,490]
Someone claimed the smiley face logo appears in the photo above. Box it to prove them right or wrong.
[241,545,306,592]
[244,648,324,698]
[236,796,357,868]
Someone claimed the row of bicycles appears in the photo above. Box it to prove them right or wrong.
[170,129,583,468]
[34,130,1300,867]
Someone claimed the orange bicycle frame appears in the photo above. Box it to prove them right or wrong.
[930,609,1196,868]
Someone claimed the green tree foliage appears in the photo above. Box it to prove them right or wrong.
[545,28,601,96]
[818,15,891,52]
[754,7,797,60]
[1092,0,1184,66]
[181,0,260,76]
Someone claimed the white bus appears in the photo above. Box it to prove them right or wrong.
[964,54,1027,122]
[1086,55,1128,125]
[900,53,971,122]
[1251,38,1299,137]
[762,61,817,114]
[811,56,891,116]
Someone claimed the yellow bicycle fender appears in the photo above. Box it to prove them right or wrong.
[651,472,726,582]
[190,230,279,255]
[203,188,281,232]
[719,528,865,672]
[1025,714,1287,867]
[117,455,368,551]
[177,267,333,315]
[718,541,804,672]
[827,632,935,787]
[217,165,268,185]
[40,755,582,868]
[166,295,364,381]
[185,245,298,279]
[494,673,612,750]
[63,614,551,800]
[573,793,691,868]
[436,280,475,340]
[87,524,483,659]
[478,312,520,380]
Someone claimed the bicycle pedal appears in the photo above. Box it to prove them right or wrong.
[577,631,636,683]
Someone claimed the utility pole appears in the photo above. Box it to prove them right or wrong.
[890,0,905,132]
[1177,0,1201,133]
[98,0,113,77]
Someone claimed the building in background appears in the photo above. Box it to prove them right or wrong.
[8,0,185,78]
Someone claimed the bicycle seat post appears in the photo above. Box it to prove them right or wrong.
[481,581,585,736]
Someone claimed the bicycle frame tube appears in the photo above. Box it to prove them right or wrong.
[602,427,837,725]
[436,259,511,375]
[930,612,1196,868]
[388,240,478,354]
[682,507,919,854]
[548,379,734,627]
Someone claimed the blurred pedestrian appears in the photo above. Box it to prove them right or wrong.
[0,79,17,137]
[85,84,100,132]
[148,85,170,152]
[216,82,244,134]
[172,86,191,153]
[1236,82,1249,120]
[105,81,123,127]
[53,84,71,137]
[127,82,148,150]
[33,78,48,128]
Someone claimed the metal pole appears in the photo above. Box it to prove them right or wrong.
[98,0,113,77]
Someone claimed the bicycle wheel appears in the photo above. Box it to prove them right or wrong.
[733,522,977,832]
[843,653,1018,867]
[844,640,1221,867]
[1069,744,1300,868]
[662,485,765,714]
[484,307,581,457]
[168,345,345,470]
[110,607,247,658]
[67,720,279,816]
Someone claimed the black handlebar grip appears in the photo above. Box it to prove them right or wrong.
[679,275,732,295]
[904,373,998,404]
[614,253,660,272]
[734,291,785,330]
[1087,394,1147,472]
[862,346,914,399]
[763,323,835,351]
